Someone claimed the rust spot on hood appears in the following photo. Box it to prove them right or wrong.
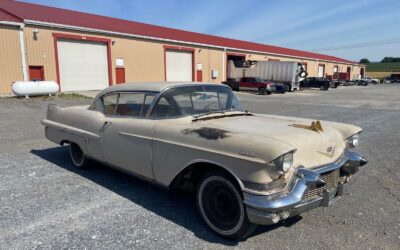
[182,127,231,140]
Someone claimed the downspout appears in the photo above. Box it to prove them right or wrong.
[19,24,28,81]
[222,48,226,81]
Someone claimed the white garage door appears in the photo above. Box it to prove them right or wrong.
[318,65,325,77]
[166,50,192,81]
[57,39,109,92]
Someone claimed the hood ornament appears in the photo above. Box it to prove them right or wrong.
[318,145,336,158]
[289,120,324,133]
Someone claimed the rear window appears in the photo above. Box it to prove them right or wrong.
[101,92,156,117]
[103,94,118,116]
[116,93,145,117]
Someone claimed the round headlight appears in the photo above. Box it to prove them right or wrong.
[347,134,360,148]
[274,153,293,174]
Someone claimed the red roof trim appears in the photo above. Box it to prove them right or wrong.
[0,0,361,65]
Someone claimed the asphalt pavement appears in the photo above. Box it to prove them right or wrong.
[0,85,399,249]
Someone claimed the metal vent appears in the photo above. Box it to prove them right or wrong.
[304,169,340,200]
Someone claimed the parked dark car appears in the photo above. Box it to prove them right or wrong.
[300,77,330,90]
[383,74,400,83]
[273,83,289,93]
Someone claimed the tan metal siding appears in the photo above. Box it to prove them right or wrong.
[0,25,23,95]
[203,48,224,83]
[112,37,164,82]
[24,26,58,83]
[20,25,362,89]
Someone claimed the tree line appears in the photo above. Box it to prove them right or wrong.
[359,57,400,63]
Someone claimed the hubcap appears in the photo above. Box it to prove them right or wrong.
[201,179,241,232]
[70,143,84,166]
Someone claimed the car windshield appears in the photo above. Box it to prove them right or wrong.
[150,85,244,118]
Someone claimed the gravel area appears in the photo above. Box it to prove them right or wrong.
[0,85,399,249]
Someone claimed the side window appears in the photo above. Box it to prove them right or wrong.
[103,94,118,116]
[151,97,171,118]
[151,97,180,118]
[141,94,155,117]
[115,93,145,117]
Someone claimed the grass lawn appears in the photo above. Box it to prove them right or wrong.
[365,62,400,72]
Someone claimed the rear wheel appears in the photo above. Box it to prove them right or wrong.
[196,170,257,240]
[69,143,88,168]
[258,87,267,95]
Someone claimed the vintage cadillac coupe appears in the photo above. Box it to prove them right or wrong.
[42,82,367,239]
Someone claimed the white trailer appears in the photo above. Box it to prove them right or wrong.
[227,60,307,91]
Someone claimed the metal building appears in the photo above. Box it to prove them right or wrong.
[0,0,365,95]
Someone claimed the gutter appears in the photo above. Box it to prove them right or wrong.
[23,19,361,67]
[0,21,22,26]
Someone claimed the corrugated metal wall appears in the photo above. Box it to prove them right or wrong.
[24,26,57,82]
[0,25,23,94]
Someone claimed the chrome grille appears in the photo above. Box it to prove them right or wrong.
[304,169,340,200]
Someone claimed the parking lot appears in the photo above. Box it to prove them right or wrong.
[1,85,399,249]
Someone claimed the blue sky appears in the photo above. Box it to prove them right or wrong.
[22,0,400,62]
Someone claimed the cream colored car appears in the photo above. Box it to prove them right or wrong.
[42,82,367,239]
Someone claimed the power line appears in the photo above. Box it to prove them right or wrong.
[311,38,400,52]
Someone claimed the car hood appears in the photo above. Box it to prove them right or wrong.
[192,113,362,168]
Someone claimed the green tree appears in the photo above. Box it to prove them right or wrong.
[380,57,400,63]
[359,58,370,63]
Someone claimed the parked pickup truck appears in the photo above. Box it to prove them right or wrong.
[300,77,331,90]
[222,77,276,95]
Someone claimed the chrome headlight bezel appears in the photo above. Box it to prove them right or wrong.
[273,152,294,175]
[346,133,360,148]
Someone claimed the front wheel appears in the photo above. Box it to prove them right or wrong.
[258,87,267,95]
[196,171,257,240]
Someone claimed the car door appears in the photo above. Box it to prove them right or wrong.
[303,78,310,87]
[311,78,319,88]
[100,92,156,179]
[239,77,247,90]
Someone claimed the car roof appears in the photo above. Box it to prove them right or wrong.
[95,82,230,98]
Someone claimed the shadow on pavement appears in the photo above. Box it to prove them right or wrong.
[31,146,302,245]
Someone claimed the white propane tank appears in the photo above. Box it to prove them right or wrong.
[12,81,59,97]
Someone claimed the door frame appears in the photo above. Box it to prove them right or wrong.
[28,65,45,81]
[52,33,113,91]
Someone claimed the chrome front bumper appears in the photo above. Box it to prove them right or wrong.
[244,151,367,225]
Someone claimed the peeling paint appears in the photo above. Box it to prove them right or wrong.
[182,127,231,140]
